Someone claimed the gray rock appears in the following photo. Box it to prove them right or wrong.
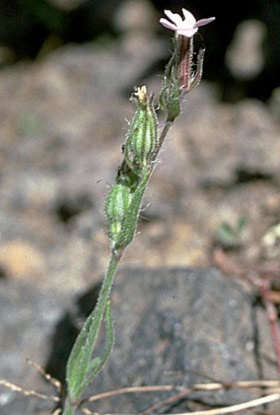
[1,34,280,288]
[0,264,275,413]
[225,20,266,80]
[0,279,69,415]
[88,267,260,413]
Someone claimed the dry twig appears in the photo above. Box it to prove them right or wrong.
[80,393,280,415]
[261,280,280,373]
[26,358,62,394]
[0,378,59,402]
[80,380,280,415]
[213,248,280,374]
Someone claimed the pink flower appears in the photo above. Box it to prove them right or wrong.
[160,8,215,38]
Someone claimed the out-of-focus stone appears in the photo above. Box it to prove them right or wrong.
[226,20,266,80]
[269,86,280,121]
[256,307,279,380]
[0,35,280,292]
[114,0,157,33]
[0,241,46,279]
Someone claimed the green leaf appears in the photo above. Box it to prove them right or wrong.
[85,357,102,373]
[66,307,99,399]
[66,253,119,400]
[83,300,114,388]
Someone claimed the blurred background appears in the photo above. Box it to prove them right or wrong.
[1,0,280,100]
[1,1,280,413]
[0,0,280,292]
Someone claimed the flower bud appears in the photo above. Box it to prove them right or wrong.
[159,68,180,122]
[160,33,205,119]
[178,36,206,93]
[124,86,158,173]
[105,183,132,243]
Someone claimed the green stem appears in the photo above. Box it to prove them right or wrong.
[158,119,172,149]
[84,249,120,359]
[63,397,76,415]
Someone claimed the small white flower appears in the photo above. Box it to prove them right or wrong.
[160,8,215,38]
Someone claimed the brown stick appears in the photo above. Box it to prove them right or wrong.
[261,279,280,373]
[0,378,59,402]
[85,385,180,403]
[26,358,62,394]
[82,393,280,415]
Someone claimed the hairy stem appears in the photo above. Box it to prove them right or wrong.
[63,397,76,415]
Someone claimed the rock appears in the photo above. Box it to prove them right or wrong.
[86,267,261,413]
[0,267,278,414]
[269,87,280,121]
[114,0,157,33]
[0,33,280,293]
[225,20,266,80]
[0,279,69,415]
[0,240,46,280]
[256,307,280,380]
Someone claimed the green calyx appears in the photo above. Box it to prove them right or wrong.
[114,168,150,251]
[159,70,180,122]
[105,183,132,244]
[124,86,158,173]
[105,86,157,252]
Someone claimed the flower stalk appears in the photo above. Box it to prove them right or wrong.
[61,8,215,414]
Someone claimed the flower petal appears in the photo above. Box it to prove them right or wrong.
[160,9,215,38]
[182,8,196,26]
[195,17,216,28]
[177,27,198,38]
[159,18,177,31]
[164,10,183,26]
